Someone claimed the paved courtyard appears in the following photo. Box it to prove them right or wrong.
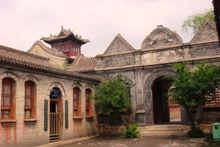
[61,136,220,147]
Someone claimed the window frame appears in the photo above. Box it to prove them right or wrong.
[1,78,15,121]
[24,81,36,120]
[85,88,93,118]
[73,87,82,118]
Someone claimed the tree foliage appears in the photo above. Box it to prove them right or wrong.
[170,63,219,132]
[171,63,219,108]
[183,9,215,33]
[94,75,132,126]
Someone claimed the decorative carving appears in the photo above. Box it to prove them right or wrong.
[103,34,135,56]
[190,22,218,44]
[103,55,135,68]
[136,103,145,110]
[141,25,183,50]
[189,43,220,57]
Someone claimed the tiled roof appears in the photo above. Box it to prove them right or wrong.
[41,28,89,45]
[67,54,97,72]
[0,45,101,81]
[28,40,66,58]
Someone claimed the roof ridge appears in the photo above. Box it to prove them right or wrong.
[28,40,66,58]
[0,46,101,81]
[0,44,49,60]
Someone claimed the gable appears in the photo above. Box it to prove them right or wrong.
[190,22,218,44]
[28,41,67,69]
[29,43,49,57]
[103,34,135,56]
[141,25,183,50]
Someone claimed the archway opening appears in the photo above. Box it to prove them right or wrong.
[49,87,63,142]
[152,76,181,124]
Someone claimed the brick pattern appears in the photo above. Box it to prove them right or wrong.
[0,67,98,146]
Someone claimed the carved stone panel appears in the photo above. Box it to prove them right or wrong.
[102,55,135,68]
[141,25,183,50]
[189,43,220,57]
[190,22,218,44]
[103,34,135,56]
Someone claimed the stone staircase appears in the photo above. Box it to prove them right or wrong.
[139,124,191,136]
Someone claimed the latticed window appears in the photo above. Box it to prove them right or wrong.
[205,87,220,108]
[24,81,36,119]
[1,78,15,119]
[85,88,92,117]
[73,87,81,117]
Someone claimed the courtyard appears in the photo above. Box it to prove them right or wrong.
[61,136,220,147]
[1,0,220,147]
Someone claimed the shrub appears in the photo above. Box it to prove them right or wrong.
[123,123,139,138]
[94,75,132,127]
[187,127,205,138]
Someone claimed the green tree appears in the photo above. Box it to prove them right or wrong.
[94,75,132,128]
[170,63,219,133]
[183,9,215,33]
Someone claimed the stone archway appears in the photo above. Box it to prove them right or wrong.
[152,76,172,124]
[144,70,177,125]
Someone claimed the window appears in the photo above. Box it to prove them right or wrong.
[1,78,15,120]
[73,87,81,117]
[24,81,36,119]
[85,88,93,117]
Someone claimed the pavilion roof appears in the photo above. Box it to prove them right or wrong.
[41,27,89,45]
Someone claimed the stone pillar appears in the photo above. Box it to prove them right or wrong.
[145,89,154,125]
[81,83,88,136]
[16,78,25,143]
[133,68,148,125]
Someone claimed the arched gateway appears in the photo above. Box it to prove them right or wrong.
[152,76,181,124]
[143,71,182,125]
[49,87,63,141]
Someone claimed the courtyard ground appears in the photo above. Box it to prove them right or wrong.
[61,135,220,147]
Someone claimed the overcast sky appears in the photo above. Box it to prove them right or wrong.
[0,0,212,56]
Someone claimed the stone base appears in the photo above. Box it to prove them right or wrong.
[135,110,147,126]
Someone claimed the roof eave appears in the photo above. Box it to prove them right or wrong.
[42,35,89,45]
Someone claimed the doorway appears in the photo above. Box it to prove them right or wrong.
[152,76,181,124]
[49,87,63,141]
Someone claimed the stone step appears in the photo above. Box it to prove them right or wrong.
[139,128,188,132]
[139,127,187,131]
[140,130,188,133]
[140,124,188,128]
[139,125,190,136]
[139,125,189,131]
[50,135,59,142]
[140,132,186,136]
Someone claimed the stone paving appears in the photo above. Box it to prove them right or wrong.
[61,136,220,147]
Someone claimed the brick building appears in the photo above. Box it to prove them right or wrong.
[1,22,220,146]
[0,29,100,146]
